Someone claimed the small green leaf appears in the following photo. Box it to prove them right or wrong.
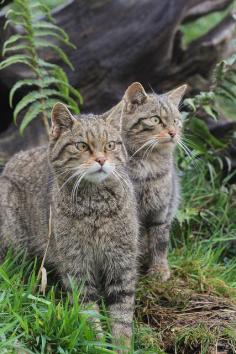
[19,99,59,134]
[18,102,42,134]
[2,34,28,51]
[203,105,217,120]
[34,29,76,49]
[3,44,33,56]
[14,89,62,123]
[32,22,70,40]
[219,84,236,101]
[38,58,61,70]
[189,117,225,149]
[4,19,25,30]
[34,39,74,70]
[0,55,34,70]
[184,98,196,111]
[6,8,26,19]
[10,79,41,107]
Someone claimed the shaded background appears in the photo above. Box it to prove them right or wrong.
[0,0,235,161]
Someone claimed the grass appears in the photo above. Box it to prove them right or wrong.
[1,159,236,353]
[0,253,120,354]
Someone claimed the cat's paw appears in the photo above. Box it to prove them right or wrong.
[147,264,171,281]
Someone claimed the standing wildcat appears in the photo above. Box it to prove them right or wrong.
[110,82,186,281]
[0,103,139,352]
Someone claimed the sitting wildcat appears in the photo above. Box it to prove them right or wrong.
[0,103,139,352]
[108,82,187,281]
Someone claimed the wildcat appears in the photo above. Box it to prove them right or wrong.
[0,103,139,352]
[108,82,187,281]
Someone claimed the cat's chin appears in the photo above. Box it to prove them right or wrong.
[83,161,115,184]
[84,171,111,184]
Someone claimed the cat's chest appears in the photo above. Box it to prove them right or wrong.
[133,170,172,222]
[52,191,124,242]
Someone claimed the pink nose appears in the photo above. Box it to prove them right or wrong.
[168,130,176,138]
[95,157,106,166]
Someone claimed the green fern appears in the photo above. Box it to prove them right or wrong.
[181,48,236,171]
[184,46,236,117]
[0,0,83,135]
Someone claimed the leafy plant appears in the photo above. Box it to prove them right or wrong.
[0,0,83,135]
[180,47,236,172]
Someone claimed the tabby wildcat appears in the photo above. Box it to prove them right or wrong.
[0,103,139,352]
[109,82,186,281]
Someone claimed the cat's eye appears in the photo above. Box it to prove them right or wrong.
[151,116,161,124]
[75,142,88,152]
[106,141,116,151]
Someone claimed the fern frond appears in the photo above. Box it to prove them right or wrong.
[34,39,74,70]
[32,22,70,40]
[4,19,29,30]
[0,55,34,70]
[3,44,34,56]
[1,0,82,135]
[6,9,27,19]
[3,35,28,50]
[10,79,41,107]
[19,99,59,135]
[34,30,76,49]
[30,3,52,19]
[13,89,63,122]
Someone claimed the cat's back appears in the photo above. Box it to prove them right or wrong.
[2,146,49,188]
[0,146,52,256]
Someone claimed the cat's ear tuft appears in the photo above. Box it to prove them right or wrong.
[124,82,147,112]
[166,84,188,107]
[51,102,76,138]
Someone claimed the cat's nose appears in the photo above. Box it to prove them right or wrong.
[95,157,106,166]
[168,130,176,138]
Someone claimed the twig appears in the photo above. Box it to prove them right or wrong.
[34,205,52,295]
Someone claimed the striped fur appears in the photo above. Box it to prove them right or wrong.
[109,82,186,281]
[0,103,139,352]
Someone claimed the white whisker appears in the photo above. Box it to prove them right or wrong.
[130,139,156,159]
[72,171,87,205]
[142,139,159,160]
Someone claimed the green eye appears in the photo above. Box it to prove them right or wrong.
[75,142,88,151]
[151,116,161,124]
[106,141,116,151]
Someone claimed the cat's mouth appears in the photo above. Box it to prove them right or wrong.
[161,139,175,144]
[84,162,115,183]
[158,136,177,144]
[91,168,106,175]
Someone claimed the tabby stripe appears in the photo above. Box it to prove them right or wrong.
[51,141,72,162]
[106,290,134,306]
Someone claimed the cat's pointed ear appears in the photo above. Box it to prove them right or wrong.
[51,102,76,138]
[124,82,148,112]
[166,84,188,107]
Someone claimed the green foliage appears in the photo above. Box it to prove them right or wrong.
[181,10,229,46]
[180,48,236,173]
[0,252,119,354]
[0,0,82,135]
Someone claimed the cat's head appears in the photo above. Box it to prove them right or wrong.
[49,103,127,184]
[122,82,187,156]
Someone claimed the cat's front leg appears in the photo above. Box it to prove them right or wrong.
[147,222,171,281]
[106,267,136,354]
[61,271,103,339]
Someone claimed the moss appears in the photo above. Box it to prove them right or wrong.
[135,253,236,353]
